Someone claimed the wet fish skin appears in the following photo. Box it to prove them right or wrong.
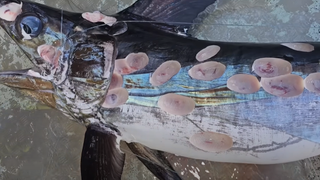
[1,0,320,179]
[114,11,320,101]
[1,1,320,116]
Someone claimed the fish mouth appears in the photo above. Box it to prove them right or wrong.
[0,68,54,92]
[0,68,57,108]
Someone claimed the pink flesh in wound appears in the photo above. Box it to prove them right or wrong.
[157,93,195,116]
[114,59,133,75]
[260,74,304,97]
[0,2,22,21]
[252,57,292,78]
[37,45,60,67]
[188,61,226,81]
[189,131,233,152]
[227,74,260,94]
[102,88,128,108]
[304,73,320,94]
[109,73,123,90]
[281,43,314,52]
[100,16,117,26]
[150,61,181,86]
[81,11,116,26]
[196,45,221,62]
[126,52,149,71]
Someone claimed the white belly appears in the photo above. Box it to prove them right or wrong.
[112,102,320,164]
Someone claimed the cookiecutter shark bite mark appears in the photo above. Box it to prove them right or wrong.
[1,0,320,179]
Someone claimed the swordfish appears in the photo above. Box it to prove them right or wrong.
[1,0,320,179]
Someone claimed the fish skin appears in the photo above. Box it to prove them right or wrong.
[1,0,320,179]
[1,0,320,123]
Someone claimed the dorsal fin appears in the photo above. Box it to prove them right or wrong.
[121,0,217,30]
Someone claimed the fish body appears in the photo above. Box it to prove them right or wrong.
[1,0,320,179]
[108,7,320,164]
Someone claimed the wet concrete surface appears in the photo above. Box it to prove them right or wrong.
[0,0,320,180]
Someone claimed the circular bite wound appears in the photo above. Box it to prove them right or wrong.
[157,93,195,116]
[102,88,129,108]
[0,2,22,21]
[189,131,233,152]
[196,45,220,62]
[281,43,314,52]
[126,52,149,71]
[114,59,132,75]
[150,61,181,86]
[260,74,304,97]
[304,73,320,94]
[227,74,260,94]
[109,73,123,90]
[82,11,116,26]
[252,58,292,78]
[37,44,61,67]
[188,61,226,81]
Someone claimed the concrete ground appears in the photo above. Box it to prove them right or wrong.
[0,0,320,179]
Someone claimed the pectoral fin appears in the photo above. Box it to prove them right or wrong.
[126,142,182,180]
[81,124,125,180]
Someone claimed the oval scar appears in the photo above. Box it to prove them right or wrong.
[0,2,22,21]
[37,44,61,68]
[189,131,233,152]
[304,73,320,94]
[114,59,132,75]
[252,57,292,78]
[109,73,123,90]
[188,61,226,81]
[157,93,195,116]
[227,74,260,94]
[196,45,220,62]
[150,61,181,86]
[102,88,128,108]
[126,52,149,71]
[82,11,116,26]
[261,74,304,97]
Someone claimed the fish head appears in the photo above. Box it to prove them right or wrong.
[0,71,57,109]
[0,0,71,78]
[0,0,117,82]
[0,0,118,122]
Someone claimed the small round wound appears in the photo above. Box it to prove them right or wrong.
[252,58,292,78]
[196,45,220,62]
[188,61,226,81]
[150,61,181,86]
[189,131,233,152]
[227,74,260,94]
[260,74,304,97]
[157,93,195,116]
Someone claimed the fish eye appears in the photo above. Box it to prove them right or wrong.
[19,16,43,39]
